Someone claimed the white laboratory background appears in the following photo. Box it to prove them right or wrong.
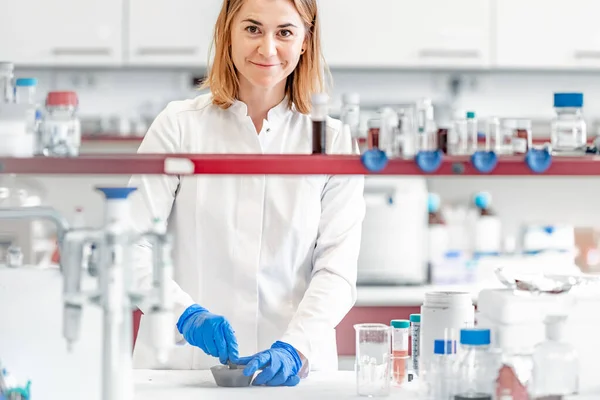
[0,0,598,235]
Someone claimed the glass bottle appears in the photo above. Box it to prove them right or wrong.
[453,329,497,400]
[41,91,81,157]
[551,93,586,152]
[530,315,578,399]
[311,93,329,154]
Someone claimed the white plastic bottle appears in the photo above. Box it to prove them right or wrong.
[419,292,475,376]
[472,192,502,259]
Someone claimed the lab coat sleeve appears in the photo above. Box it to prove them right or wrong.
[127,103,195,342]
[280,120,366,374]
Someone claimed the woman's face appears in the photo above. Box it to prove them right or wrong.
[231,0,307,91]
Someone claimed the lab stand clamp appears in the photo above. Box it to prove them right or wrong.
[0,187,175,400]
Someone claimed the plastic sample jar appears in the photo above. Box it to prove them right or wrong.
[390,319,410,386]
[419,292,475,375]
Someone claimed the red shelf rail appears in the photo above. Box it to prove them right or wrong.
[1,154,600,176]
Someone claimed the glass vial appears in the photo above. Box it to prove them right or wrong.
[466,111,479,153]
[311,93,328,154]
[341,93,361,139]
[368,118,381,150]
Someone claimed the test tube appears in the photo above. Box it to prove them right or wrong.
[466,111,478,153]
[391,319,410,386]
[487,117,501,152]
[410,314,421,376]
[311,93,328,154]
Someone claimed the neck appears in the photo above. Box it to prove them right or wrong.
[238,77,287,132]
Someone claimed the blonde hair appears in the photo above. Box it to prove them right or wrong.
[202,0,329,115]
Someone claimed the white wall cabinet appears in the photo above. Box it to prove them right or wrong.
[0,0,123,66]
[127,0,222,67]
[495,0,600,69]
[320,0,492,69]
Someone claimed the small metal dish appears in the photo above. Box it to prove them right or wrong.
[210,364,253,387]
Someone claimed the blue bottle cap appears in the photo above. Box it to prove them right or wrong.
[428,193,440,213]
[554,93,583,108]
[409,314,421,323]
[460,328,491,346]
[473,191,491,209]
[95,187,137,200]
[15,77,38,87]
[434,339,457,355]
[391,319,410,329]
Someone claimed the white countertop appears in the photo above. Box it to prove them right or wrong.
[134,370,416,399]
[133,370,597,400]
[355,282,503,307]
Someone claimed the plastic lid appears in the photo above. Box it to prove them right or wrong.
[311,93,329,105]
[428,193,440,213]
[46,91,78,107]
[466,111,476,119]
[473,191,491,209]
[424,291,473,308]
[434,339,457,355]
[95,187,137,200]
[409,314,421,323]
[342,92,360,105]
[460,328,491,346]
[15,78,37,87]
[554,93,583,108]
[390,319,410,329]
[0,62,14,72]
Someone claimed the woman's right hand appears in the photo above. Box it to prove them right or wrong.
[176,304,239,364]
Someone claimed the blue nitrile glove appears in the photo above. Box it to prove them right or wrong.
[237,341,303,387]
[176,304,239,365]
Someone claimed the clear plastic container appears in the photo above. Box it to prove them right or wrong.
[486,117,501,153]
[15,78,37,105]
[453,328,497,400]
[423,339,457,400]
[410,314,421,376]
[466,111,479,153]
[415,98,437,152]
[0,61,14,104]
[354,323,391,397]
[340,92,361,139]
[41,91,81,157]
[530,315,578,399]
[551,92,586,152]
[390,319,410,386]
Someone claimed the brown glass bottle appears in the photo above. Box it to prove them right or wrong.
[312,120,326,154]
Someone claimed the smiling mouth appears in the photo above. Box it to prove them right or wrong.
[250,61,279,68]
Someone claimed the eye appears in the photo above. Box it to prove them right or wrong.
[279,29,293,38]
[245,25,260,34]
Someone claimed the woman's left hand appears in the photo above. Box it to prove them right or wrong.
[237,341,302,386]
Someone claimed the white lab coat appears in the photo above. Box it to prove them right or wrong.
[129,93,365,372]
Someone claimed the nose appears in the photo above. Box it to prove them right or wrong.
[257,35,277,58]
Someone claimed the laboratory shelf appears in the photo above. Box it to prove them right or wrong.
[1,154,600,175]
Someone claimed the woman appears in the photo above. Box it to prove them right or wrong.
[129,0,365,387]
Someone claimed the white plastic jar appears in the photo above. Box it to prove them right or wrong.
[419,291,475,375]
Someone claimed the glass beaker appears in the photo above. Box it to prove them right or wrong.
[354,323,392,397]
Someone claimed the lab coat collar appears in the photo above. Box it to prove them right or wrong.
[229,96,293,122]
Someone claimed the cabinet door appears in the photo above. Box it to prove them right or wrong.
[0,0,123,66]
[127,0,223,67]
[320,0,491,69]
[496,0,600,69]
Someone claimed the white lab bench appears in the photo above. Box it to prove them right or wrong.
[133,370,598,400]
[354,284,492,307]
